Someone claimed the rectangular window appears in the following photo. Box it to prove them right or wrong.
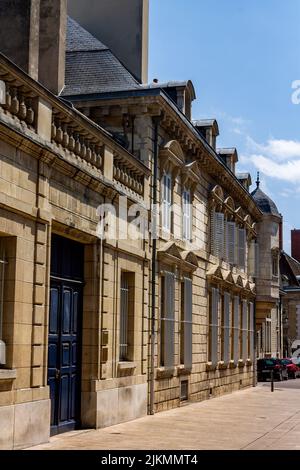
[180,277,193,369]
[0,241,6,365]
[119,272,135,361]
[222,292,231,363]
[160,272,175,368]
[238,228,246,270]
[182,189,192,241]
[248,302,254,360]
[272,255,278,277]
[209,287,219,366]
[162,172,172,231]
[233,296,240,363]
[226,221,236,264]
[241,300,248,360]
[211,211,224,259]
[248,240,259,277]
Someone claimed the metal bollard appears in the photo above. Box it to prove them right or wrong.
[271,370,274,392]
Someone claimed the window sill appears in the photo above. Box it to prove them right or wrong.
[217,361,228,370]
[156,367,176,379]
[117,362,136,372]
[0,368,17,381]
[177,365,192,376]
[206,362,217,372]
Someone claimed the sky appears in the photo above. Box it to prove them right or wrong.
[149,0,300,254]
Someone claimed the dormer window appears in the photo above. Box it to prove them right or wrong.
[162,172,172,232]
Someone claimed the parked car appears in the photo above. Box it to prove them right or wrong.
[257,358,289,381]
[279,358,300,379]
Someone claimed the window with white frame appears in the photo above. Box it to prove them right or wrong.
[182,188,192,241]
[162,172,172,232]
[241,300,248,361]
[248,302,254,360]
[232,296,240,363]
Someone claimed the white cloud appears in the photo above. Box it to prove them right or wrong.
[250,154,300,183]
[247,137,300,161]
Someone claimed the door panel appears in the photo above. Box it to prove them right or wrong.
[48,281,82,435]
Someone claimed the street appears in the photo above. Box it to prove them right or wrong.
[28,380,300,451]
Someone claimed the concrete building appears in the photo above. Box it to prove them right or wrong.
[0,0,282,449]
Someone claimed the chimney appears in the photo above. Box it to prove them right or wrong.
[68,0,149,84]
[279,218,283,251]
[39,0,67,95]
[291,229,300,262]
[0,0,40,80]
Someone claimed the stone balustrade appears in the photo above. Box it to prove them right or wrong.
[51,110,103,171]
[113,156,144,196]
[0,78,36,130]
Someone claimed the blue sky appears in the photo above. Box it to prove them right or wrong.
[149,0,300,253]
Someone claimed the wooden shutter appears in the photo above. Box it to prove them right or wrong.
[255,242,259,277]
[184,277,193,369]
[238,228,246,270]
[214,212,224,259]
[211,287,219,366]
[242,300,248,360]
[233,296,240,363]
[164,272,175,369]
[227,221,236,264]
[249,302,254,360]
[223,292,231,363]
[248,241,255,276]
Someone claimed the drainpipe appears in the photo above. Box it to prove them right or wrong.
[149,115,161,415]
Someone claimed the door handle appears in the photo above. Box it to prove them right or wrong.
[55,369,60,380]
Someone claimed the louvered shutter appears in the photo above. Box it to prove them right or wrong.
[184,277,193,369]
[223,292,231,363]
[214,212,224,259]
[227,222,236,264]
[210,209,215,254]
[248,241,255,276]
[233,296,240,363]
[164,272,175,369]
[211,287,219,366]
[249,302,254,360]
[238,228,246,270]
[242,300,248,360]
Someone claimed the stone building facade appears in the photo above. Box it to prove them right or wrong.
[251,179,283,358]
[0,0,282,449]
[280,251,300,358]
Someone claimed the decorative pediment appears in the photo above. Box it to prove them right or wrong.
[181,161,200,191]
[222,269,235,285]
[211,185,224,203]
[224,196,235,212]
[158,241,182,261]
[181,251,199,270]
[233,274,244,288]
[249,283,256,294]
[243,279,251,291]
[160,140,185,174]
[207,265,224,281]
[235,206,244,220]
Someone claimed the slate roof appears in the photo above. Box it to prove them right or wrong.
[251,186,280,216]
[61,17,140,97]
[280,252,300,287]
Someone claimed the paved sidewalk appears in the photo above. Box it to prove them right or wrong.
[28,384,300,450]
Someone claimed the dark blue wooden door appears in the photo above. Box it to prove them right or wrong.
[48,235,84,435]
